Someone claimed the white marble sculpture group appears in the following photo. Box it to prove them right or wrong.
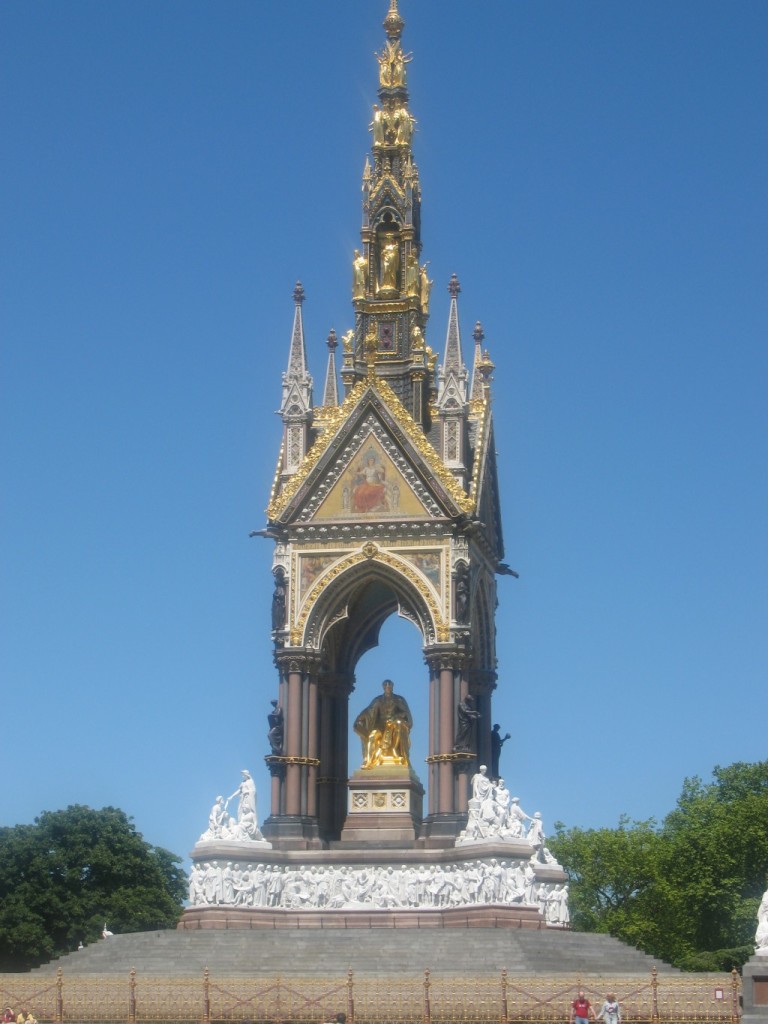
[192,770,569,926]
[756,887,768,954]
[456,765,551,861]
[198,770,270,845]
[187,858,568,924]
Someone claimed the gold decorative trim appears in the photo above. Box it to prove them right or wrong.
[468,399,491,502]
[265,755,320,768]
[267,440,285,510]
[426,752,475,764]
[267,376,476,522]
[267,380,367,519]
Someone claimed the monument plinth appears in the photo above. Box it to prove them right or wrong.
[340,765,424,844]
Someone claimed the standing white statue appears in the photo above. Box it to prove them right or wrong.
[756,888,768,953]
[226,769,264,841]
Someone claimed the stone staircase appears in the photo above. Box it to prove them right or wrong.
[33,927,677,977]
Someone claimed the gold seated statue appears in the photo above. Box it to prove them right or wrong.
[353,679,413,769]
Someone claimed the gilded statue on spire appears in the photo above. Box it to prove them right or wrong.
[352,250,368,299]
[377,40,412,89]
[420,263,433,314]
[379,240,399,294]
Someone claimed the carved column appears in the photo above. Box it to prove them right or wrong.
[318,672,353,841]
[285,660,303,815]
[264,650,322,847]
[423,646,469,839]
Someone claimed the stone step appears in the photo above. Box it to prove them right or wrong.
[32,928,677,977]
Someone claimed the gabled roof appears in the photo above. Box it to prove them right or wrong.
[267,376,475,525]
[468,399,505,561]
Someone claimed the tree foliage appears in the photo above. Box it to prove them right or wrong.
[0,805,186,970]
[549,761,768,971]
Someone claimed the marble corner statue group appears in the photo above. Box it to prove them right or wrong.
[181,0,571,930]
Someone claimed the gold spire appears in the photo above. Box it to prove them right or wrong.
[383,0,404,42]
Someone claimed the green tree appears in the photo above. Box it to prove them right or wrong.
[549,817,670,954]
[0,805,186,970]
[549,761,768,971]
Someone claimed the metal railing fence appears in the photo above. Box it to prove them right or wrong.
[0,966,741,1024]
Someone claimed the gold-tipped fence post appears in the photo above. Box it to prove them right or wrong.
[347,968,355,1024]
[651,966,659,1024]
[55,967,63,1024]
[203,967,211,1024]
[501,969,509,1024]
[129,968,137,1024]
[731,967,740,1024]
[423,968,431,1024]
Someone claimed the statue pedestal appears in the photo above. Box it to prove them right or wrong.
[743,953,768,1024]
[340,766,424,844]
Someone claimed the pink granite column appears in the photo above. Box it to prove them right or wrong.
[306,677,318,818]
[438,663,455,814]
[285,664,303,815]
[428,666,438,816]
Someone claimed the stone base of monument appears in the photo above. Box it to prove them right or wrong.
[339,765,424,844]
[179,903,544,930]
[182,838,568,930]
[742,953,768,1024]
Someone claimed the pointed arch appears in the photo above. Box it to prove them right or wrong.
[298,547,441,658]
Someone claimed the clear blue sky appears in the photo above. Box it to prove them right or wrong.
[2,1,766,867]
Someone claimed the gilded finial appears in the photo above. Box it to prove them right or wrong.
[383,0,404,41]
[293,281,305,305]
[478,350,495,384]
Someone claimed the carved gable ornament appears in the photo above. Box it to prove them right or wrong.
[267,379,474,526]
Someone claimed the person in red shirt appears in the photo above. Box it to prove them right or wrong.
[572,991,593,1024]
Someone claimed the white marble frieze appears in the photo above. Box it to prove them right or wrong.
[187,857,568,924]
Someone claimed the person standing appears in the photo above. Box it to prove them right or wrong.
[572,990,593,1024]
[597,995,621,1024]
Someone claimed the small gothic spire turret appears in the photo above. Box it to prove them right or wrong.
[322,329,339,407]
[436,274,469,484]
[279,282,313,478]
[470,321,486,402]
[440,274,467,382]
